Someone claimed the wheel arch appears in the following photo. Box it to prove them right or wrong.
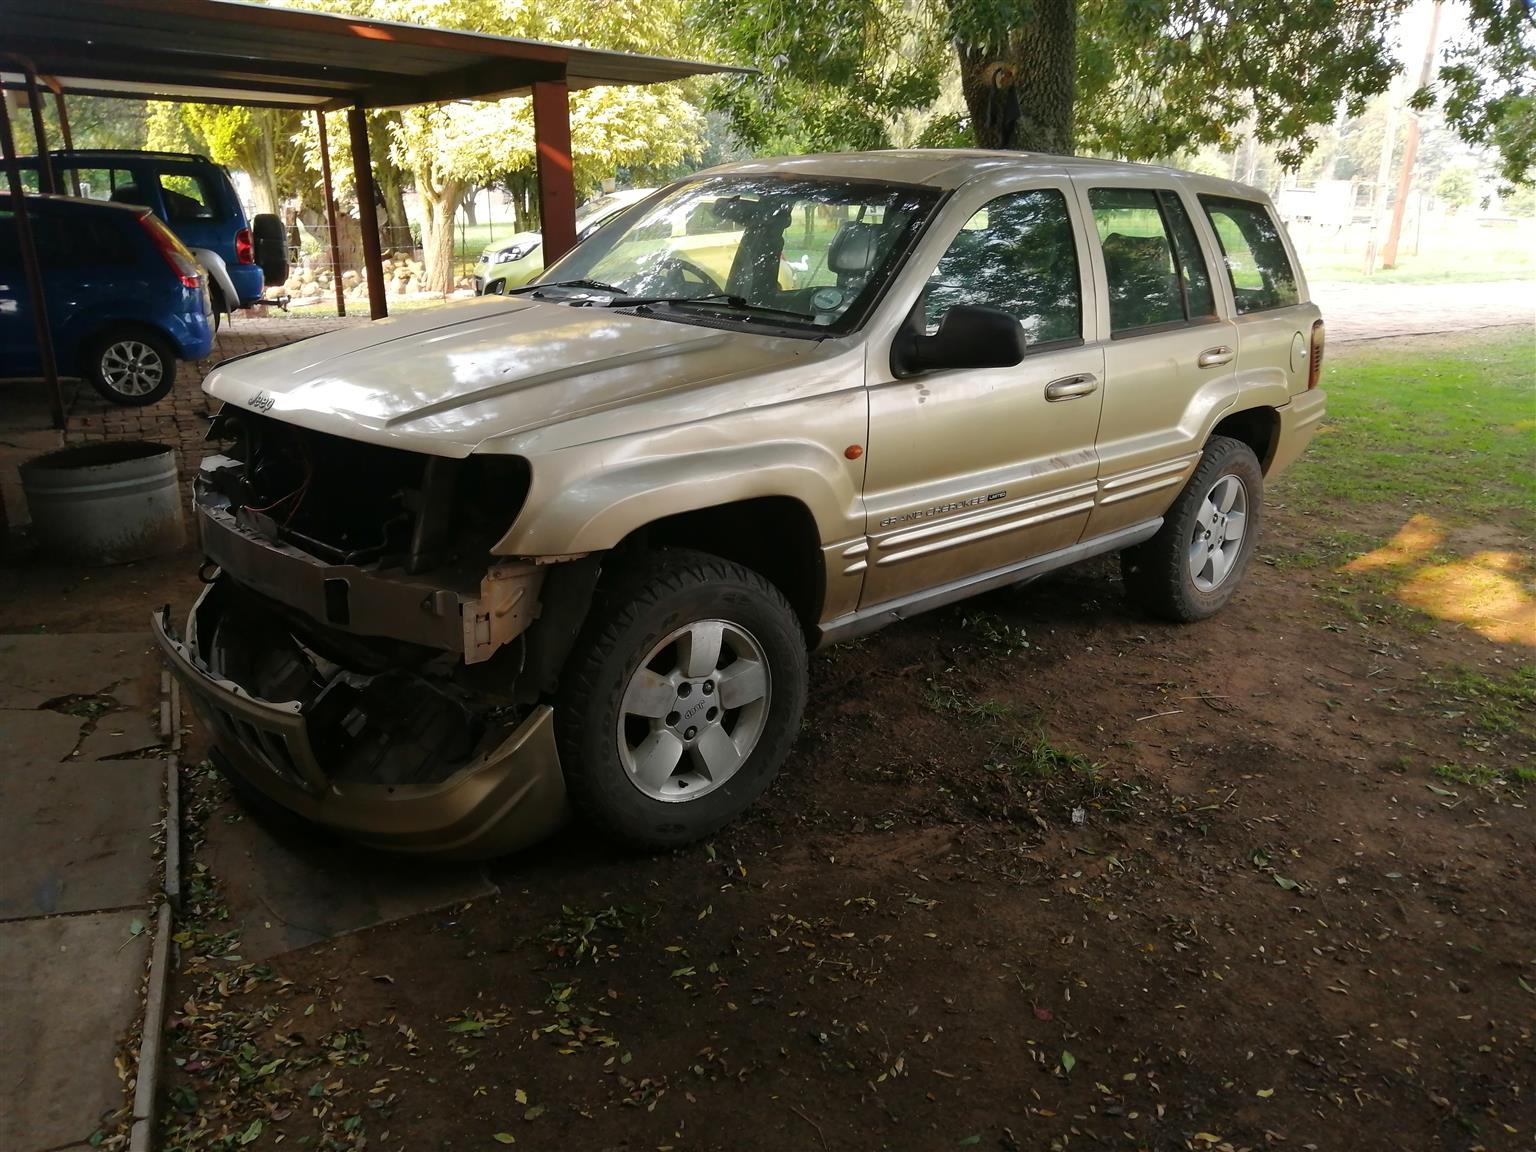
[188,246,240,315]
[616,496,826,642]
[1210,406,1281,473]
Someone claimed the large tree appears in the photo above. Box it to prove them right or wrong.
[697,0,1536,182]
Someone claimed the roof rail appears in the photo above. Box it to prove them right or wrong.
[43,148,214,164]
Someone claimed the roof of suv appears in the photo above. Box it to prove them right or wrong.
[704,149,1264,198]
[0,192,145,216]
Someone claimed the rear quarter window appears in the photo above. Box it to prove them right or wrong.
[1199,195,1300,314]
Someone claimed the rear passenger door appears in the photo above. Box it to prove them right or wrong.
[1197,194,1315,411]
[1073,180,1238,540]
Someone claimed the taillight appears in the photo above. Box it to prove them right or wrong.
[1308,319,1326,390]
[139,213,202,289]
[235,227,254,264]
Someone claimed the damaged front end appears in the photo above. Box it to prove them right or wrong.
[152,411,572,857]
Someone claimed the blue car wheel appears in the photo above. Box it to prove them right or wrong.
[86,325,177,406]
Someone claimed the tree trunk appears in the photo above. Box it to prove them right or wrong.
[955,0,1076,153]
[461,186,478,227]
[417,174,464,296]
[250,113,281,215]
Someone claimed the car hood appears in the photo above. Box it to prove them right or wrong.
[203,296,815,456]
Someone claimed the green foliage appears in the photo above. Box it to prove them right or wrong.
[694,0,945,152]
[1433,0,1536,185]
[1432,163,1476,211]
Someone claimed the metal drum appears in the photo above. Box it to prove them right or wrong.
[20,442,185,564]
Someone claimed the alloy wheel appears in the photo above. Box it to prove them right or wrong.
[99,339,165,398]
[616,619,772,802]
[1188,473,1248,592]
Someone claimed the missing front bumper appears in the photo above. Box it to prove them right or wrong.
[152,584,568,859]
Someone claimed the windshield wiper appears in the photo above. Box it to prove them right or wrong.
[512,278,629,298]
[619,293,813,322]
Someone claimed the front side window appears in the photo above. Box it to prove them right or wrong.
[1199,195,1299,313]
[540,175,942,334]
[922,189,1082,346]
[1089,187,1216,335]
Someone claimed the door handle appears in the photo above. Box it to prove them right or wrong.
[1197,345,1235,368]
[1044,373,1099,401]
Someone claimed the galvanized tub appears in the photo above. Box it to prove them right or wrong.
[20,442,186,564]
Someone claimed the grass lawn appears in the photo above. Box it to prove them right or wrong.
[1279,328,1536,530]
[1269,325,1536,671]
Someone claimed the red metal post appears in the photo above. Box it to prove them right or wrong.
[531,79,576,265]
[0,92,64,428]
[314,109,346,317]
[346,106,387,320]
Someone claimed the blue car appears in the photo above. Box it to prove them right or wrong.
[15,150,289,322]
[1,193,216,405]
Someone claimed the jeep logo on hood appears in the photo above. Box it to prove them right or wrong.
[246,391,275,413]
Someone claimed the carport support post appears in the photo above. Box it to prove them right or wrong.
[314,110,345,317]
[0,93,64,428]
[531,79,576,265]
[346,106,387,320]
[21,65,54,194]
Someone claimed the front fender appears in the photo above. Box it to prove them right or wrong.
[492,424,866,558]
[189,247,240,313]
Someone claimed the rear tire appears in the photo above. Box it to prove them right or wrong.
[555,548,808,850]
[1121,435,1263,622]
[84,325,177,406]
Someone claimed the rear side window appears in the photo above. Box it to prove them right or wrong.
[1199,195,1299,313]
[53,167,138,202]
[1088,187,1216,335]
[157,171,219,222]
[923,188,1082,346]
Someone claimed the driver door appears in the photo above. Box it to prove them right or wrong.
[860,183,1104,607]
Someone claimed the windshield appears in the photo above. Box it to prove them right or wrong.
[536,175,942,333]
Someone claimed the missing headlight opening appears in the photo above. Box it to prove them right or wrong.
[180,410,555,793]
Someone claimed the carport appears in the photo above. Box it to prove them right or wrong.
[0,0,744,427]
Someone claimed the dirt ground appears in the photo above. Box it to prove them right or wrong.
[1,332,1530,1152]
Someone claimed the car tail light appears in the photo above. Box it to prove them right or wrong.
[140,213,203,289]
[1308,319,1325,390]
[235,227,254,264]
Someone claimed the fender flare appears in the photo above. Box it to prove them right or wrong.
[188,247,241,315]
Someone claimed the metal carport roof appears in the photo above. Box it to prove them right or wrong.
[0,0,748,109]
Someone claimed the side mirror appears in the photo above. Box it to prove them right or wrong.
[892,305,1027,377]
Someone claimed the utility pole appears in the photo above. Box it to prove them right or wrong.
[1363,85,1400,275]
[1382,0,1444,269]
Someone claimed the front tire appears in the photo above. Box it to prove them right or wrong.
[555,549,808,849]
[84,325,177,406]
[1121,435,1263,622]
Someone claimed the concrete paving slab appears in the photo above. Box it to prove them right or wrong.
[0,759,162,921]
[0,708,83,763]
[76,709,164,761]
[204,800,496,962]
[0,911,148,1152]
[0,633,154,709]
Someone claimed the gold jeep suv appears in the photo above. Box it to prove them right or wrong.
[155,150,1326,856]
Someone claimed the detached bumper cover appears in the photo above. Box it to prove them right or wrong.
[1268,388,1327,479]
[152,586,567,858]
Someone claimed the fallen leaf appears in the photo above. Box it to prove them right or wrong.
[1256,1087,1275,1098]
[514,1088,527,1105]
[1033,1006,1053,1021]
[523,1105,545,1121]
[493,1135,516,1145]
[1060,1051,1076,1073]
[957,1137,981,1148]
[1273,875,1302,892]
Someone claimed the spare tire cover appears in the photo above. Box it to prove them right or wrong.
[251,213,290,285]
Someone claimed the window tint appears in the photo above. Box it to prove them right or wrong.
[158,171,218,222]
[1199,195,1299,313]
[0,208,134,267]
[1089,187,1215,334]
[923,189,1081,345]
